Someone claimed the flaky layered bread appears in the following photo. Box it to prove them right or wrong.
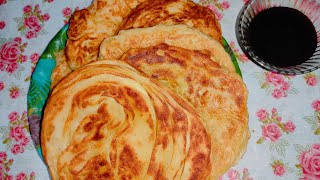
[50,50,72,89]
[118,0,222,43]
[120,44,249,179]
[99,24,235,73]
[41,60,212,180]
[65,0,146,70]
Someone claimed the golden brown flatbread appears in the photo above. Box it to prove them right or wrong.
[120,43,249,179]
[42,60,212,180]
[50,50,72,89]
[99,24,236,73]
[118,0,222,43]
[65,0,146,70]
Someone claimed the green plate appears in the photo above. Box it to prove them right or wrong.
[27,24,242,161]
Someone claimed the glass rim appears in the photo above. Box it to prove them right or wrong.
[235,0,320,75]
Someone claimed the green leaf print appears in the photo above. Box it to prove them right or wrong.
[13,17,23,23]
[293,144,306,154]
[256,137,264,144]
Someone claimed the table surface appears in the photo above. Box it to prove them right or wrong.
[0,0,319,179]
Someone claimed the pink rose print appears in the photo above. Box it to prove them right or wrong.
[313,144,320,151]
[224,168,253,180]
[25,30,36,39]
[304,73,319,87]
[1,111,32,155]
[9,125,26,142]
[256,108,295,156]
[262,123,282,142]
[0,21,5,29]
[6,175,13,180]
[0,41,20,63]
[0,62,4,70]
[6,62,19,73]
[306,76,318,86]
[30,53,39,63]
[13,37,22,44]
[8,111,18,122]
[229,41,249,63]
[9,86,20,99]
[298,144,320,179]
[20,137,29,146]
[0,152,14,179]
[221,1,230,9]
[16,5,49,39]
[243,0,250,4]
[21,55,27,62]
[24,16,39,29]
[16,172,27,180]
[42,13,50,21]
[0,81,4,91]
[280,81,290,91]
[0,152,7,162]
[0,0,6,5]
[23,5,32,13]
[44,0,54,2]
[312,100,320,112]
[62,7,72,17]
[284,121,296,132]
[201,0,230,21]
[215,12,223,21]
[227,169,239,179]
[274,164,286,176]
[272,89,285,99]
[266,72,284,87]
[306,100,320,135]
[255,71,297,98]
[62,7,78,24]
[271,158,289,177]
[0,38,27,74]
[256,108,268,121]
[10,144,24,155]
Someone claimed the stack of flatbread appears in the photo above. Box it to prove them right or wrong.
[42,0,249,179]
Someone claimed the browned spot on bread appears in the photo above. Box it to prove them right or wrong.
[125,87,148,111]
[118,145,142,178]
[118,0,222,43]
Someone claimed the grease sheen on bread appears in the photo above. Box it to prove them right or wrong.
[120,44,249,179]
[65,0,146,70]
[99,24,235,73]
[41,60,212,180]
[118,0,222,43]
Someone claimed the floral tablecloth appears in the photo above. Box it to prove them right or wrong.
[0,0,319,179]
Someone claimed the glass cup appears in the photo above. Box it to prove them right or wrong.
[236,0,320,75]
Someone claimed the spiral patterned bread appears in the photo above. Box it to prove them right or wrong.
[65,0,146,70]
[99,24,235,73]
[118,0,222,43]
[50,50,72,89]
[41,60,211,180]
[120,44,249,179]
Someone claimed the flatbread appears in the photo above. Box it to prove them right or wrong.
[41,60,211,180]
[65,0,146,70]
[118,0,222,43]
[120,43,249,179]
[50,50,72,89]
[99,24,235,73]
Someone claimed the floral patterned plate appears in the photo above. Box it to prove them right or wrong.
[26,24,243,160]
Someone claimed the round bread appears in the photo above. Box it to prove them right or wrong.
[50,50,72,89]
[41,60,211,179]
[65,0,146,70]
[118,0,222,43]
[120,43,249,179]
[99,24,235,73]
